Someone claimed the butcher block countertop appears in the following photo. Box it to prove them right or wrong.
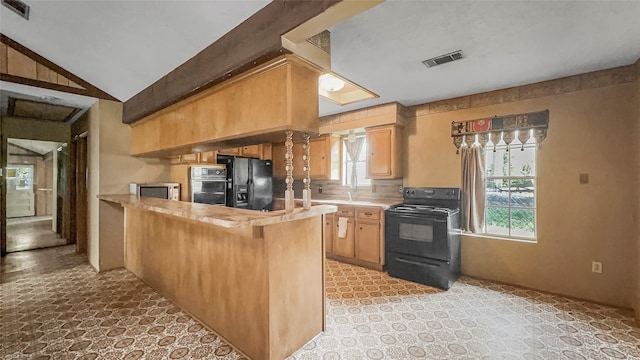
[98,194,337,228]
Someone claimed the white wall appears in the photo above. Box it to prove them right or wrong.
[87,100,171,271]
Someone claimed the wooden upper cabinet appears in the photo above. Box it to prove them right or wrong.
[309,134,341,180]
[241,145,261,158]
[199,151,218,164]
[218,147,241,156]
[271,142,305,179]
[217,144,271,160]
[272,134,341,180]
[130,55,321,157]
[366,125,402,179]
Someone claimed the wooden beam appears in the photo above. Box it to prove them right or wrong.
[0,34,118,101]
[123,0,342,125]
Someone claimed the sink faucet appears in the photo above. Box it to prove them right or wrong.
[347,191,353,202]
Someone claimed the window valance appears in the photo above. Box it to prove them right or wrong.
[451,110,549,153]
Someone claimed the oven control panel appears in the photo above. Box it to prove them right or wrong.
[404,187,459,200]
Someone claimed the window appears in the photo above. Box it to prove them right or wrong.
[484,132,536,239]
[342,136,371,186]
[7,165,34,190]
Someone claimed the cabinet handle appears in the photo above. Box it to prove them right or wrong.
[364,212,373,216]
[359,227,363,230]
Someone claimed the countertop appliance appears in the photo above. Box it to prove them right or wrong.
[190,165,227,206]
[217,154,273,211]
[385,187,461,290]
[129,183,180,201]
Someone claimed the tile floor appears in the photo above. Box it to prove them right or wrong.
[6,218,66,253]
[1,245,639,359]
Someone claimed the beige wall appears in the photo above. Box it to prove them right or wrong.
[87,100,171,271]
[636,72,640,317]
[405,83,639,308]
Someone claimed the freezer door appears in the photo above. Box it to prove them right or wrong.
[248,159,273,211]
[232,157,249,208]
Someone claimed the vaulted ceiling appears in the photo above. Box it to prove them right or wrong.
[1,0,639,120]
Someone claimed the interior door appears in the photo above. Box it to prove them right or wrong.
[6,165,35,218]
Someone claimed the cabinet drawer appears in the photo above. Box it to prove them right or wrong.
[356,208,380,220]
[336,206,355,217]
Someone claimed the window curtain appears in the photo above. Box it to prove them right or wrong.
[461,145,485,233]
[344,137,365,190]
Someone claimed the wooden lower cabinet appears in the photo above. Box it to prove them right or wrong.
[326,205,384,271]
[325,214,334,255]
[333,216,355,258]
[355,221,380,263]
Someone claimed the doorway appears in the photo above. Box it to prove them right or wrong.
[5,139,67,252]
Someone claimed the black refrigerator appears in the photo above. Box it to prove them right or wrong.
[217,154,273,211]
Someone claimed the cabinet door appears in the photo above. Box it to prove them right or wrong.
[333,217,355,258]
[260,143,272,160]
[199,151,217,164]
[219,147,241,155]
[366,127,392,178]
[292,143,305,179]
[271,143,305,178]
[180,153,200,163]
[309,137,329,179]
[271,143,287,178]
[241,145,261,158]
[325,214,334,255]
[355,221,380,264]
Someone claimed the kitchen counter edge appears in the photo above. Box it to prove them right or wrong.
[98,194,337,228]
[277,198,400,209]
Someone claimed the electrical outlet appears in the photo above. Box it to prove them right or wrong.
[591,261,602,274]
[398,185,403,193]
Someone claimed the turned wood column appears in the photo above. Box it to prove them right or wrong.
[284,131,295,212]
[302,133,311,210]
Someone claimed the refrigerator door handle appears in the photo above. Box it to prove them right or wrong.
[247,181,254,209]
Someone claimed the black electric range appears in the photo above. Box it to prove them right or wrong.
[385,187,461,290]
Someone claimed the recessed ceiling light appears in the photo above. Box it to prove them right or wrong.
[319,73,345,92]
[318,72,379,106]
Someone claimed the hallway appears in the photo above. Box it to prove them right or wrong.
[6,216,66,253]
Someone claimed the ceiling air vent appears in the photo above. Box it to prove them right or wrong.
[2,0,30,20]
[422,50,465,68]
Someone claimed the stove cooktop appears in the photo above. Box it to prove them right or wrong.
[388,204,459,216]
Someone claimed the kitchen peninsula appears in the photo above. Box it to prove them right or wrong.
[99,194,336,360]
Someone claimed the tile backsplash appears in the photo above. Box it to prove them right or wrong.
[273,178,403,202]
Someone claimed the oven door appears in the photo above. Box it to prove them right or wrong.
[385,211,450,261]
[191,180,226,206]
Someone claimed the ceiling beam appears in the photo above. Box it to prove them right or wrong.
[0,34,118,102]
[122,0,342,125]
